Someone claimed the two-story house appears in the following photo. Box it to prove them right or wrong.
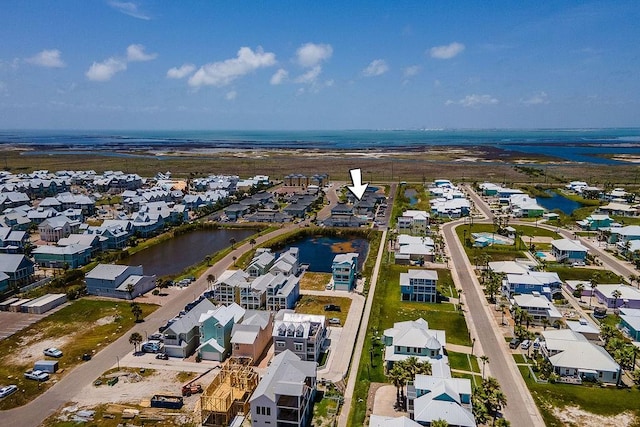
[551,239,589,264]
[332,253,358,291]
[397,210,430,235]
[511,292,562,325]
[250,350,317,427]
[383,318,446,370]
[265,274,300,311]
[163,299,217,358]
[273,310,327,363]
[400,270,438,302]
[231,310,274,362]
[85,263,156,299]
[38,215,81,242]
[197,303,245,361]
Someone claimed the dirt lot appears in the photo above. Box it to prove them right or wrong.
[552,406,636,427]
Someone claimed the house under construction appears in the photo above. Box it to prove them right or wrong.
[201,356,259,427]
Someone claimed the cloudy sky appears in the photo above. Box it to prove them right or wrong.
[0,1,638,130]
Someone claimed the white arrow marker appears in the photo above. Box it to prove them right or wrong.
[347,168,369,200]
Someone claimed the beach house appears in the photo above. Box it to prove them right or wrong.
[331,253,358,291]
[400,270,438,302]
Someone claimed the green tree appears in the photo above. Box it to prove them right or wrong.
[480,355,490,379]
[126,283,135,300]
[431,420,449,427]
[612,289,622,309]
[229,237,237,249]
[249,238,256,248]
[204,255,212,266]
[129,332,143,353]
[130,302,143,323]
[207,274,216,289]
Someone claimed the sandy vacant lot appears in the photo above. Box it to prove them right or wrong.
[552,406,636,427]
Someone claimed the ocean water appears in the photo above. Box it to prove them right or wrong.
[1,128,639,164]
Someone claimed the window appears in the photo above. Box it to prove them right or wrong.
[295,342,304,352]
[276,341,285,348]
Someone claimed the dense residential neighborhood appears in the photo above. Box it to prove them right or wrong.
[1,171,640,427]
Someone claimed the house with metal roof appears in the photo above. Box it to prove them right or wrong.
[400,270,438,302]
[551,238,589,264]
[0,254,35,288]
[163,298,217,358]
[32,243,92,269]
[85,263,156,299]
[511,292,562,325]
[332,252,358,291]
[249,350,317,427]
[541,329,620,384]
[231,310,274,362]
[197,303,246,361]
[383,318,446,370]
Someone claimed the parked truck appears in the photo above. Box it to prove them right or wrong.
[181,383,203,397]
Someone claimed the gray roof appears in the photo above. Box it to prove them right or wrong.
[249,350,316,403]
[0,254,33,273]
[86,264,130,280]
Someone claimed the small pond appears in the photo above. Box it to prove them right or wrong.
[536,191,582,215]
[120,228,257,277]
[404,188,418,206]
[278,236,369,273]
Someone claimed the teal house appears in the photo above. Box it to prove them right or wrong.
[197,303,245,361]
[577,214,613,231]
[332,253,359,291]
[32,244,92,269]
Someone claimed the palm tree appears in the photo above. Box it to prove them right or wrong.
[541,318,550,331]
[229,237,237,249]
[126,283,135,300]
[590,276,599,309]
[130,302,143,322]
[207,274,216,289]
[630,274,639,289]
[480,355,490,379]
[129,332,143,353]
[233,256,237,267]
[495,417,511,427]
[574,283,585,301]
[431,420,449,427]
[249,238,256,248]
[489,389,508,424]
[388,363,406,405]
[612,289,622,310]
[204,255,212,266]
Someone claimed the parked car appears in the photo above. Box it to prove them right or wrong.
[324,304,341,312]
[149,333,164,342]
[571,261,586,267]
[43,347,63,358]
[142,342,162,353]
[521,340,531,350]
[82,353,92,361]
[593,307,607,319]
[156,353,169,360]
[24,370,49,381]
[533,338,541,350]
[328,317,340,325]
[509,338,521,349]
[0,385,18,398]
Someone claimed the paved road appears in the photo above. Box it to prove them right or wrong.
[442,219,545,426]
[0,222,299,426]
[337,228,387,427]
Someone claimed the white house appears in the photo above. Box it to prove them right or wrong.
[383,318,446,369]
[511,292,562,325]
[551,239,589,264]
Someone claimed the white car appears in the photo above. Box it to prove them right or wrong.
[0,385,18,398]
[24,370,49,381]
[43,347,63,358]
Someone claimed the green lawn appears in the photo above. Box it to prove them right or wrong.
[448,351,479,373]
[347,258,471,427]
[513,353,527,364]
[548,267,624,282]
[295,295,352,325]
[518,366,640,426]
[0,298,158,410]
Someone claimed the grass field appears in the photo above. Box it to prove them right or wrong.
[518,366,640,426]
[300,272,333,291]
[547,266,624,282]
[0,298,158,410]
[295,295,352,325]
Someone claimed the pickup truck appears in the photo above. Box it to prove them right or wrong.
[181,383,203,396]
[24,370,49,381]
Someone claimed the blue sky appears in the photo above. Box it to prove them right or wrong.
[0,1,639,130]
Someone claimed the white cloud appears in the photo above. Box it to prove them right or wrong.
[446,94,499,107]
[126,44,157,62]
[225,90,237,101]
[522,91,549,105]
[85,58,127,81]
[403,65,421,78]
[295,66,322,84]
[188,46,276,88]
[108,1,151,20]
[270,68,288,85]
[26,49,66,68]
[362,59,389,77]
[429,42,465,59]
[296,43,333,68]
[167,64,196,79]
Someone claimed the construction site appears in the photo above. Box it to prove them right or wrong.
[200,357,259,427]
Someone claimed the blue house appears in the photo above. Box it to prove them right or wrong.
[197,303,245,361]
[400,270,438,302]
[619,308,640,341]
[332,253,358,291]
[551,239,588,264]
[502,271,562,299]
